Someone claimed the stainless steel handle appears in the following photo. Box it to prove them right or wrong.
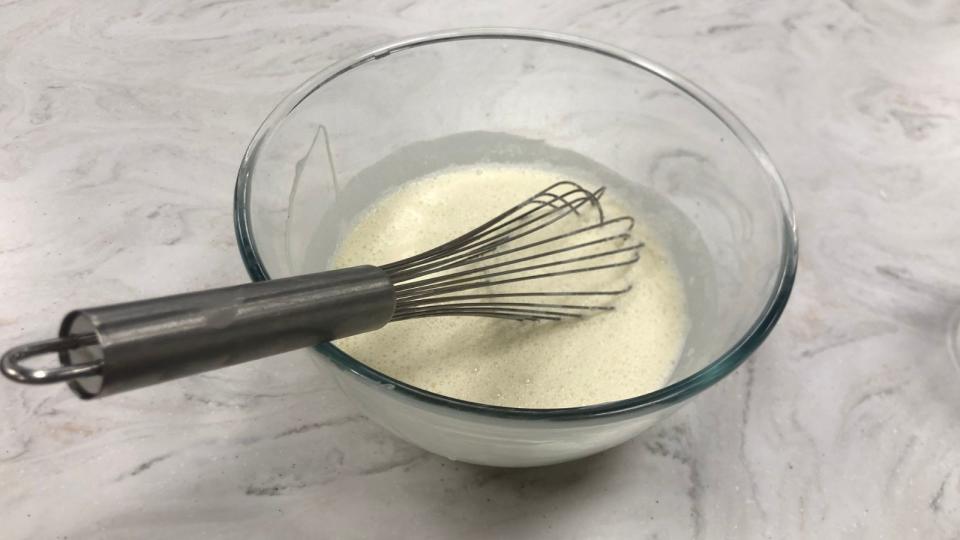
[1,265,395,399]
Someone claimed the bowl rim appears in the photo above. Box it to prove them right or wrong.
[234,28,799,420]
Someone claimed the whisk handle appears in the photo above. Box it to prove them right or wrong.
[1,265,395,399]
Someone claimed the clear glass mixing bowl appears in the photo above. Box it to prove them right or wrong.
[234,29,798,467]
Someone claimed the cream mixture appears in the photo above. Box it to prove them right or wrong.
[333,165,688,408]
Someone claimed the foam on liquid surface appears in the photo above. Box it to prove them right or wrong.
[333,165,688,408]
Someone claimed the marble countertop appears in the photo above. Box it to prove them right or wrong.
[2,1,959,538]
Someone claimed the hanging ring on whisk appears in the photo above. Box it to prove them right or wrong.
[1,334,101,384]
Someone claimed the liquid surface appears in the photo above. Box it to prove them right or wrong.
[333,165,688,408]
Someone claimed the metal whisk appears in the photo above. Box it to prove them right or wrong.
[2,181,641,399]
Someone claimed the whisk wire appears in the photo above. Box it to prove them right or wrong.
[388,216,636,283]
[382,182,604,275]
[393,244,641,299]
[375,180,640,322]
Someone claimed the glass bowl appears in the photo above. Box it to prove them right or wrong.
[234,29,798,467]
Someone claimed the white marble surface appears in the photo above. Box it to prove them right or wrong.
[2,1,959,538]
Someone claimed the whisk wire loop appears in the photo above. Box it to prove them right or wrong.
[382,181,641,322]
